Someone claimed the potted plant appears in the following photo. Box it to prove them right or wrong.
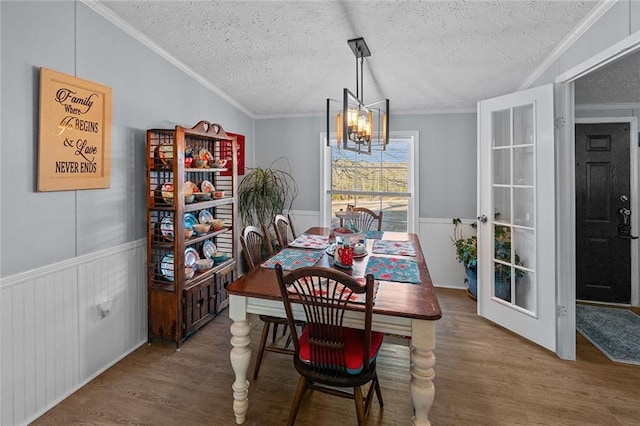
[237,157,298,251]
[452,216,526,301]
[451,218,478,299]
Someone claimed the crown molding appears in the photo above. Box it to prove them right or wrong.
[575,102,640,111]
[519,0,617,90]
[80,0,255,119]
[392,107,477,115]
[255,106,477,120]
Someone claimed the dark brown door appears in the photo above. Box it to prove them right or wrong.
[575,123,631,303]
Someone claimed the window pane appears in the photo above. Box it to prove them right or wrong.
[355,162,381,192]
[492,109,511,147]
[514,187,534,227]
[381,141,409,193]
[513,104,534,146]
[515,270,535,311]
[493,148,510,185]
[513,146,534,186]
[493,187,511,223]
[513,227,535,271]
[380,197,407,232]
[330,140,410,233]
[494,262,512,302]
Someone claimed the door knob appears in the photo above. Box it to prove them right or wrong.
[477,214,488,223]
[620,194,628,202]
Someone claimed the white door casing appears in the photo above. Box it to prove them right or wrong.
[554,32,640,360]
[477,84,556,352]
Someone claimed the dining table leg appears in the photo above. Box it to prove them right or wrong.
[229,295,252,424]
[410,319,436,425]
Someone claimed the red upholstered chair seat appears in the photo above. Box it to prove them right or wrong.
[298,326,384,374]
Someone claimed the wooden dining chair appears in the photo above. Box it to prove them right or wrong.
[274,264,384,426]
[274,214,297,248]
[340,207,383,231]
[240,225,302,380]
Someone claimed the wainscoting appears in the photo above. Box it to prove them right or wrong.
[0,239,147,426]
[418,217,473,290]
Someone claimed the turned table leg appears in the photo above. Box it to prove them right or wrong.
[410,319,436,426]
[229,295,252,424]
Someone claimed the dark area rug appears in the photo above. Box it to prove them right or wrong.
[576,304,640,365]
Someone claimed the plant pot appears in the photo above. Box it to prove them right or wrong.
[465,266,477,300]
[494,272,511,302]
[465,267,512,302]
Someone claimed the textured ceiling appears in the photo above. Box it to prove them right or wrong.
[575,50,640,104]
[97,0,600,118]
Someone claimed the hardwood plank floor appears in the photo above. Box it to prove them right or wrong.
[33,289,640,425]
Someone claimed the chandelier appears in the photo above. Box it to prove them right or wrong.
[327,37,389,154]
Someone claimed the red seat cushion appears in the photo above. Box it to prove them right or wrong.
[298,326,384,374]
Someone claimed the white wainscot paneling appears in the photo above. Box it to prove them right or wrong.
[0,240,147,425]
[418,218,474,290]
[288,210,321,236]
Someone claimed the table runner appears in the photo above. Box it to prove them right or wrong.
[364,256,421,284]
[260,248,324,271]
[363,230,384,240]
[288,233,329,250]
[372,240,416,257]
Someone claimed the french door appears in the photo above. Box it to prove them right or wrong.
[477,84,556,352]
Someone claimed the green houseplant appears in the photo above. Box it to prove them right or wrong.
[237,157,298,250]
[451,218,478,299]
[452,217,525,301]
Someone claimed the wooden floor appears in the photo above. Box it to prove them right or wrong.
[33,288,640,425]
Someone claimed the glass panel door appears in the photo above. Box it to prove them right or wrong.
[491,105,536,311]
[478,83,556,352]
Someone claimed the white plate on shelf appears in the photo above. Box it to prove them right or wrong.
[161,254,175,281]
[160,216,173,241]
[198,148,213,162]
[184,247,200,268]
[199,210,214,224]
[184,181,198,195]
[203,240,217,259]
[201,180,215,194]
[160,182,174,204]
[158,144,173,165]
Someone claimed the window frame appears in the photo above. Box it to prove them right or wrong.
[320,130,419,233]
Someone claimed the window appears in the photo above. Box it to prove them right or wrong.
[321,132,418,233]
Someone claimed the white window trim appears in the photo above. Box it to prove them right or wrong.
[319,131,419,233]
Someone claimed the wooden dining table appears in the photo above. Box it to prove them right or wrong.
[226,227,442,425]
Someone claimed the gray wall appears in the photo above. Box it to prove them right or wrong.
[254,112,478,219]
[1,1,253,277]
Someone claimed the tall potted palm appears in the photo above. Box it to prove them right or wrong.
[237,157,298,250]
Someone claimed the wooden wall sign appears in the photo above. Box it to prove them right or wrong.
[38,67,112,191]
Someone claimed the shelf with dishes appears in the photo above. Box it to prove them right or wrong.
[150,240,233,289]
[152,179,232,210]
[154,141,229,169]
[154,210,230,244]
[153,226,232,249]
[146,121,237,347]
